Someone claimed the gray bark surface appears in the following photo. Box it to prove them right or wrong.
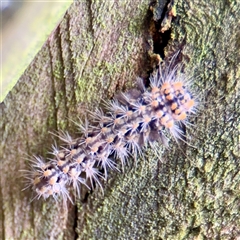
[1,0,239,239]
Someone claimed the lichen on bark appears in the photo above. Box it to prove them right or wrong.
[1,0,239,239]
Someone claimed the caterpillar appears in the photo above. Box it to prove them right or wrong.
[23,58,197,203]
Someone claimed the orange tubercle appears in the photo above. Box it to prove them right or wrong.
[38,186,48,195]
[175,108,181,115]
[175,111,187,121]
[172,82,183,91]
[155,110,164,119]
[70,149,77,156]
[106,136,114,144]
[57,152,65,159]
[43,169,52,177]
[63,166,69,174]
[126,110,133,118]
[91,145,99,154]
[161,82,171,91]
[49,176,58,185]
[76,155,84,164]
[165,119,174,128]
[164,88,171,95]
[57,160,65,166]
[184,99,195,110]
[151,100,159,108]
[166,93,174,100]
[85,137,92,145]
[139,105,146,113]
[171,102,178,111]
[143,116,152,124]
[151,86,160,94]
[160,114,169,126]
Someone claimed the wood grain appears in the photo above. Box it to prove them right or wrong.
[1,0,239,239]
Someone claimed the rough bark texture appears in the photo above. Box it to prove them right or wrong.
[1,0,239,240]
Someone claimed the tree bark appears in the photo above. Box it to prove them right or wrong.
[1,0,239,239]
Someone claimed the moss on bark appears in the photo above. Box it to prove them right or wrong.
[1,0,239,239]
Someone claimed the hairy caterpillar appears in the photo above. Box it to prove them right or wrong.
[23,58,197,203]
